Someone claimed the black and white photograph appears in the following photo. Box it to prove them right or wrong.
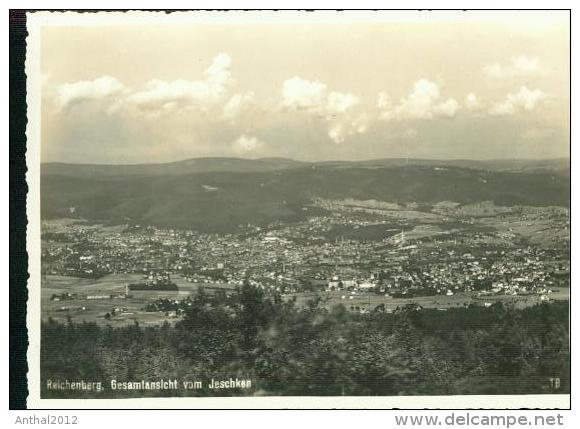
[15,9,571,409]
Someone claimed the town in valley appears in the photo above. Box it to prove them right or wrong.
[41,196,570,326]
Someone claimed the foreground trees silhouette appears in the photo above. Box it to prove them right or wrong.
[41,284,570,398]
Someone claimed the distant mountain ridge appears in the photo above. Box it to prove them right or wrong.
[41,157,308,177]
[41,158,570,232]
[41,157,570,177]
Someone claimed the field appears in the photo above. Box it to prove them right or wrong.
[42,272,570,326]
[41,274,233,326]
[286,288,570,313]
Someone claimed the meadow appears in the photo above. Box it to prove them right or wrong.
[42,274,569,326]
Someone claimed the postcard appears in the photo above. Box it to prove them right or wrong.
[22,10,570,409]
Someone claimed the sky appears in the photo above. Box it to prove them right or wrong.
[40,11,570,164]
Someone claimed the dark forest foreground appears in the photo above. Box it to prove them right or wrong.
[41,284,570,398]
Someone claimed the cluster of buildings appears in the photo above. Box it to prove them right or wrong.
[41,202,569,305]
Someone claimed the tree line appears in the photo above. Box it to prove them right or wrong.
[41,284,570,398]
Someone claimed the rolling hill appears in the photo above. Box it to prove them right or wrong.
[41,158,570,232]
[41,157,570,178]
[40,157,307,178]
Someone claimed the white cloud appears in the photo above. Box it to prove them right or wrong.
[508,86,547,110]
[433,98,459,118]
[326,91,359,115]
[281,77,366,144]
[377,92,391,110]
[378,79,459,120]
[204,53,232,86]
[397,79,440,119]
[56,75,125,110]
[328,114,369,144]
[325,93,365,143]
[233,135,263,152]
[328,123,345,144]
[223,91,256,120]
[129,53,232,111]
[489,86,547,116]
[483,55,542,79]
[465,92,483,111]
[282,77,327,110]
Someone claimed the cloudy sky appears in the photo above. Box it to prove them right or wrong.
[40,11,570,164]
